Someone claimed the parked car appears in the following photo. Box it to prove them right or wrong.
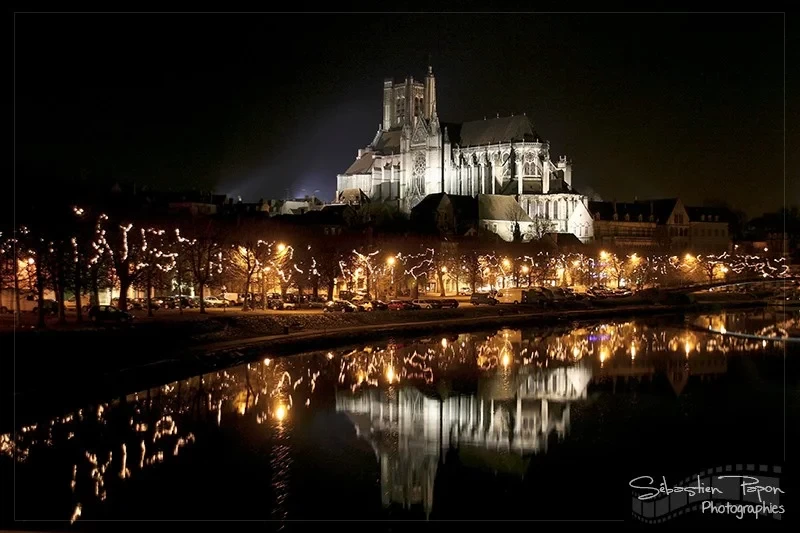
[130,298,160,311]
[203,296,227,308]
[440,299,459,309]
[32,299,59,315]
[388,300,416,311]
[306,296,328,309]
[494,288,525,304]
[470,293,498,306]
[369,300,389,311]
[411,299,432,309]
[88,305,134,324]
[324,300,358,313]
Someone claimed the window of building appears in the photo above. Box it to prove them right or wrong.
[553,201,559,219]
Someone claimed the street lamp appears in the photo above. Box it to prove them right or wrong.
[386,256,396,266]
[277,243,286,253]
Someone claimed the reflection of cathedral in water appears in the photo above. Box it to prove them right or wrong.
[335,363,592,517]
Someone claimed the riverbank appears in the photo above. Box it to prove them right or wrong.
[1,298,765,430]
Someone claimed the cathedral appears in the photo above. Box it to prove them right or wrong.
[336,66,594,242]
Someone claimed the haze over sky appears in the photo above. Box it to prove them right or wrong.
[14,13,796,216]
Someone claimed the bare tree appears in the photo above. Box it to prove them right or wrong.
[697,255,722,284]
[461,250,483,294]
[227,221,273,310]
[529,213,555,241]
[177,218,224,314]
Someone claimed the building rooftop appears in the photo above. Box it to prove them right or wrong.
[447,115,541,147]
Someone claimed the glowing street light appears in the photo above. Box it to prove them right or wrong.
[277,243,286,253]
[27,257,35,265]
[441,266,448,273]
[600,251,609,260]
[502,258,511,268]
[386,256,396,266]
[521,265,529,274]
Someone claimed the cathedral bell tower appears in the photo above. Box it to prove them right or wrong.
[423,65,437,120]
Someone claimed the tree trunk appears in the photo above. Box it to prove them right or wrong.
[177,263,183,314]
[57,269,66,325]
[243,273,252,311]
[261,275,267,310]
[199,281,206,314]
[13,249,20,320]
[327,278,335,301]
[438,271,445,296]
[146,270,154,318]
[91,266,100,307]
[118,273,131,311]
[75,260,83,322]
[36,258,46,329]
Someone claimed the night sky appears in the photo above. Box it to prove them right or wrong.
[14,13,795,216]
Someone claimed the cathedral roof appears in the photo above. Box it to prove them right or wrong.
[373,130,402,155]
[451,115,541,147]
[478,194,533,222]
[343,154,376,175]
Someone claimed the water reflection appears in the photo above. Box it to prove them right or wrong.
[2,311,792,522]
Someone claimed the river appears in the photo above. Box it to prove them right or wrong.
[2,310,798,525]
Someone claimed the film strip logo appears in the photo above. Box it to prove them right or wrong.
[630,464,784,523]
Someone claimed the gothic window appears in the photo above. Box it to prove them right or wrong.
[545,201,550,218]
[553,201,559,219]
[524,161,534,175]
[412,151,426,196]
[624,213,630,221]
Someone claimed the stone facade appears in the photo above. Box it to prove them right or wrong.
[336,66,593,243]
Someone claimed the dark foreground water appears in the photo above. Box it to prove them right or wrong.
[3,310,799,527]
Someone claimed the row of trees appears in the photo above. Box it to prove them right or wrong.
[2,201,789,328]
